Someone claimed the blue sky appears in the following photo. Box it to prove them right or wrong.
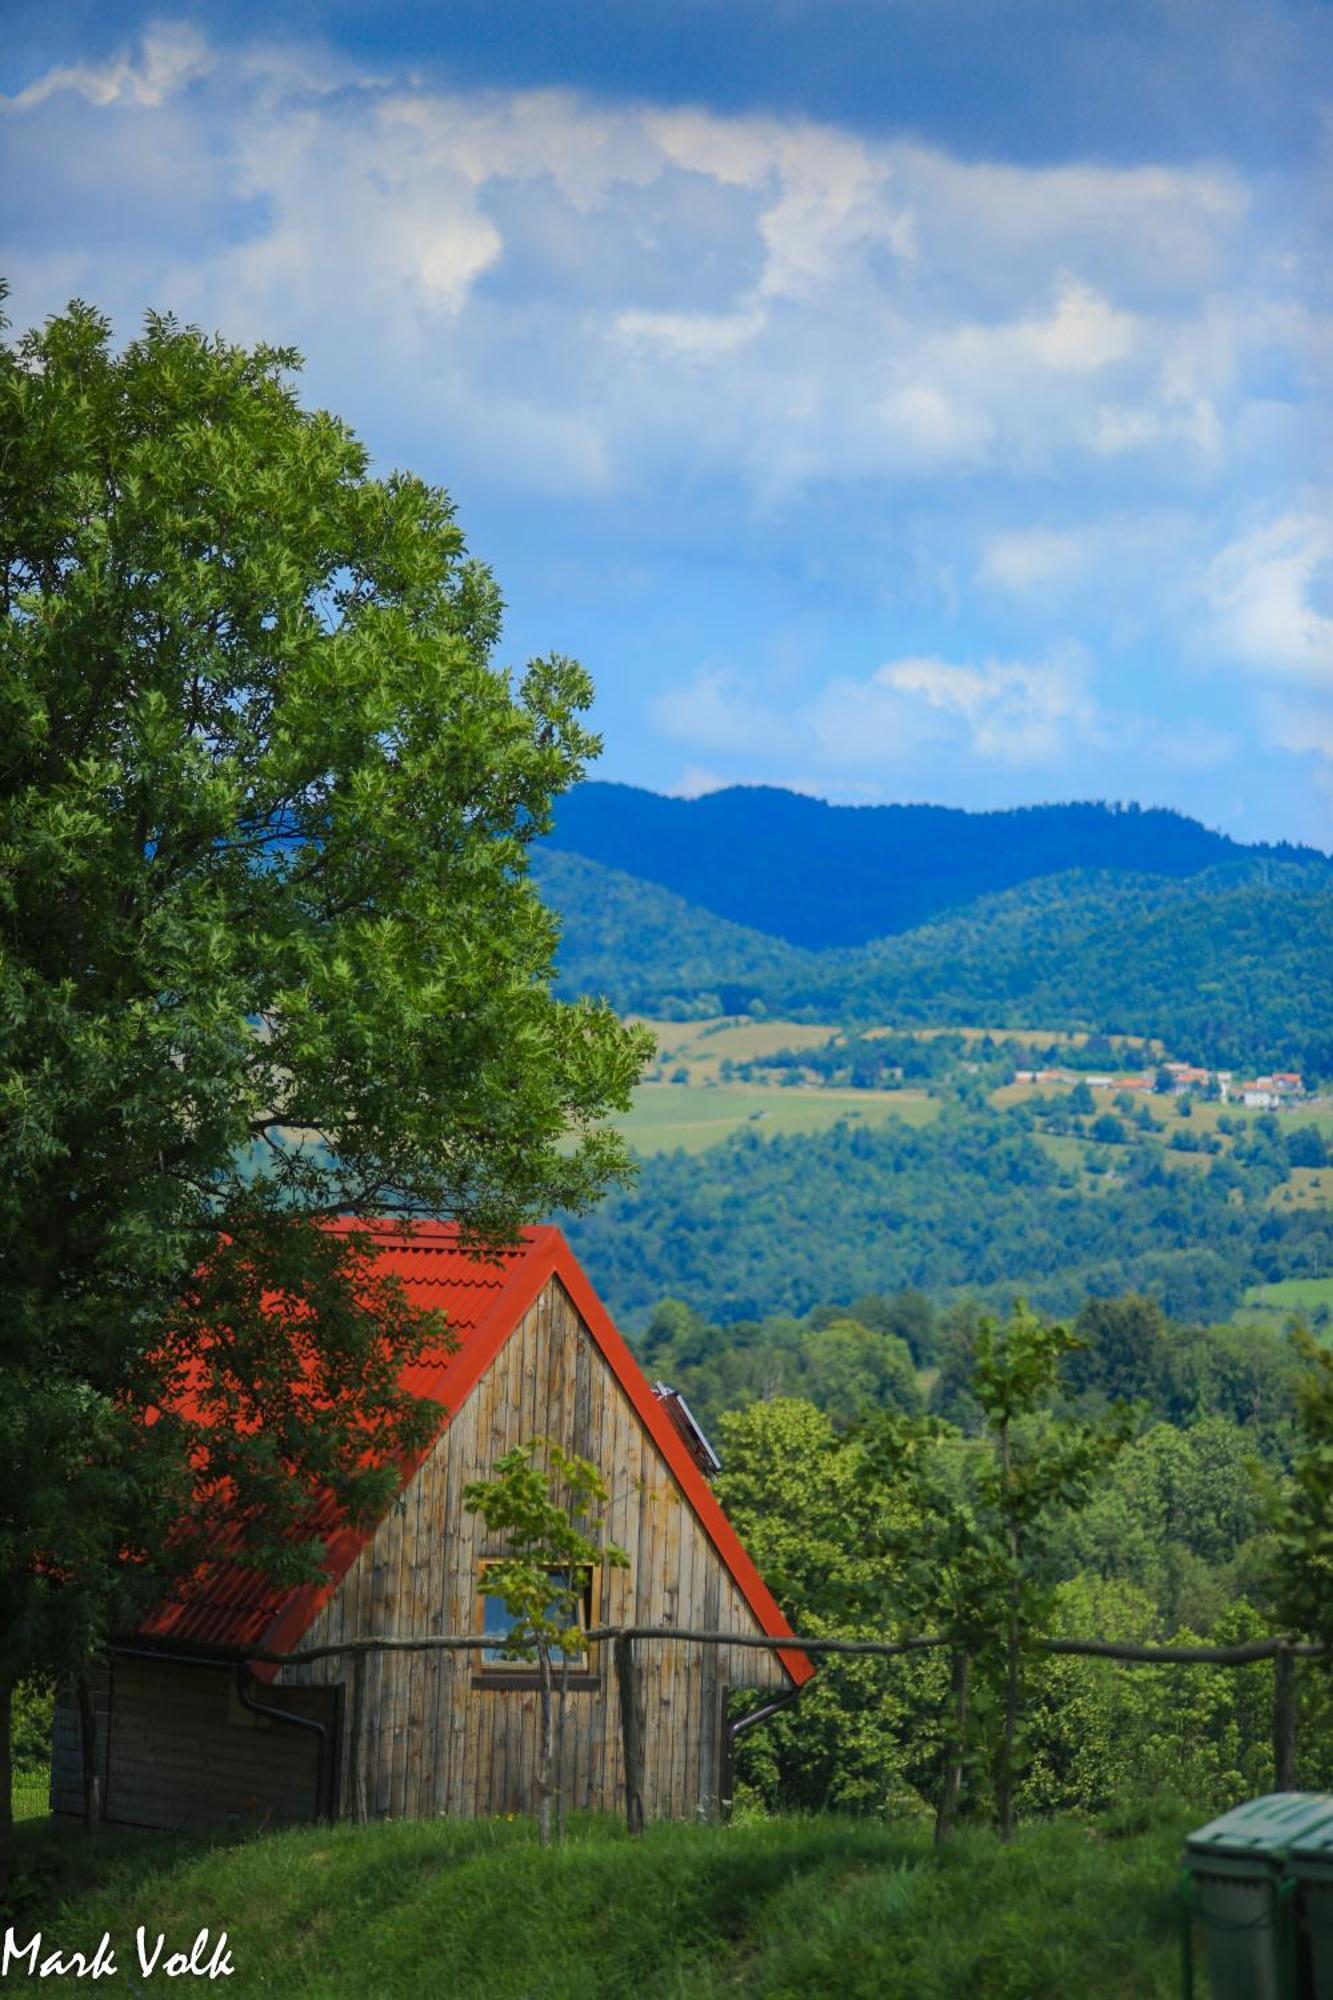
[3,2,1331,844]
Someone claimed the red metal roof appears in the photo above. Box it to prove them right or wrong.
[137,1221,813,1687]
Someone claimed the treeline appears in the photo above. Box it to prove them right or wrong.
[638,1289,1298,1447]
[563,1108,1333,1330]
[536,847,1333,1078]
[703,1295,1333,1825]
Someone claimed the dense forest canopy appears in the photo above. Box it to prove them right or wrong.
[536,849,1333,1077]
[545,781,1329,948]
[563,1105,1333,1330]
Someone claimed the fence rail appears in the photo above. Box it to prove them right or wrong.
[209,1621,1325,1836]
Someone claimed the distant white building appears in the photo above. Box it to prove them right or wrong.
[1239,1072,1304,1109]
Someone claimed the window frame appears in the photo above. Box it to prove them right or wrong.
[473,1558,603,1687]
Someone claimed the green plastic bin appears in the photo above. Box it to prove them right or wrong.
[1182,1793,1333,2000]
[1287,1817,1333,1997]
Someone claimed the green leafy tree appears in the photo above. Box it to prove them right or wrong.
[1064,1294,1169,1409]
[856,1409,1009,1840]
[714,1398,948,1819]
[970,1302,1129,1839]
[798,1319,922,1427]
[0,294,649,1870]
[463,1437,627,1843]
[1272,1329,1333,1647]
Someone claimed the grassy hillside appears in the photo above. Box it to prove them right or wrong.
[15,1807,1191,1999]
[605,1080,938,1155]
[548,780,1323,947]
[536,848,1333,1077]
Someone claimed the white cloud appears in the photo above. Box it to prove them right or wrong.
[650,669,803,759]
[653,650,1100,775]
[1202,512,1333,685]
[979,527,1092,595]
[1,22,213,111]
[668,764,733,799]
[0,26,1302,503]
[812,653,1098,767]
[878,384,994,467]
[614,306,767,358]
[1266,696,1333,763]
[1015,279,1137,374]
[0,20,1324,840]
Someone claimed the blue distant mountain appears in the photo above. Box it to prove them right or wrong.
[545,782,1328,949]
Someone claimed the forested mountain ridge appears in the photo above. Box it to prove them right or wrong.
[534,847,1333,1076]
[545,781,1328,948]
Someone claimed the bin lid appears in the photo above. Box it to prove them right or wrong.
[1289,1817,1333,1864]
[1186,1793,1333,1861]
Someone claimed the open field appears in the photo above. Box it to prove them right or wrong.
[9,1805,1192,2000]
[1269,1168,1331,1211]
[988,1086,1333,1132]
[637,1017,1167,1086]
[891,1024,1162,1051]
[610,1081,939,1156]
[634,1016,842,1081]
[617,1025,1333,1191]
[1239,1277,1333,1322]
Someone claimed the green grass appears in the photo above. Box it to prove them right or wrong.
[1239,1277,1333,1321]
[611,1082,939,1155]
[14,1806,1193,1999]
[1268,1168,1330,1211]
[12,1767,50,1821]
[636,1016,843,1082]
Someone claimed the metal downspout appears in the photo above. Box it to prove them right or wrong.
[107,1645,335,1825]
[235,1664,336,1823]
[722,1683,803,1818]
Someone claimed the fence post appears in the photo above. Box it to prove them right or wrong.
[935,1647,970,1844]
[1273,1641,1297,1793]
[349,1649,368,1824]
[614,1633,645,1835]
[76,1673,102,1829]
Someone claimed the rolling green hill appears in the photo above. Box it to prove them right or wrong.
[563,1107,1333,1329]
[536,849,1333,1077]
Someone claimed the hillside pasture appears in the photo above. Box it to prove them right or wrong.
[1268,1169,1331,1211]
[1239,1277,1333,1323]
[610,1081,939,1156]
[635,1016,842,1082]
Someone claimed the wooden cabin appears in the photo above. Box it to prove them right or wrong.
[52,1222,813,1831]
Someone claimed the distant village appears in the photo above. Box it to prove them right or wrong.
[1012,1060,1310,1110]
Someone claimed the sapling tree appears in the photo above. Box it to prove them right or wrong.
[464,1437,628,1843]
[857,1412,1010,1843]
[861,1302,1128,1840]
[971,1303,1129,1840]
[0,291,650,1877]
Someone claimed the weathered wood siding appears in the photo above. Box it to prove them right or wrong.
[89,1659,333,1832]
[50,1670,110,1819]
[284,1275,787,1822]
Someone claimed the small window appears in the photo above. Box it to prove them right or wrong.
[477,1562,596,1673]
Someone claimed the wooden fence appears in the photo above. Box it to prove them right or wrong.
[231,1624,1327,1837]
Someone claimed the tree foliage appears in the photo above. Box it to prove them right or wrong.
[464,1437,627,1842]
[0,293,649,1816]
